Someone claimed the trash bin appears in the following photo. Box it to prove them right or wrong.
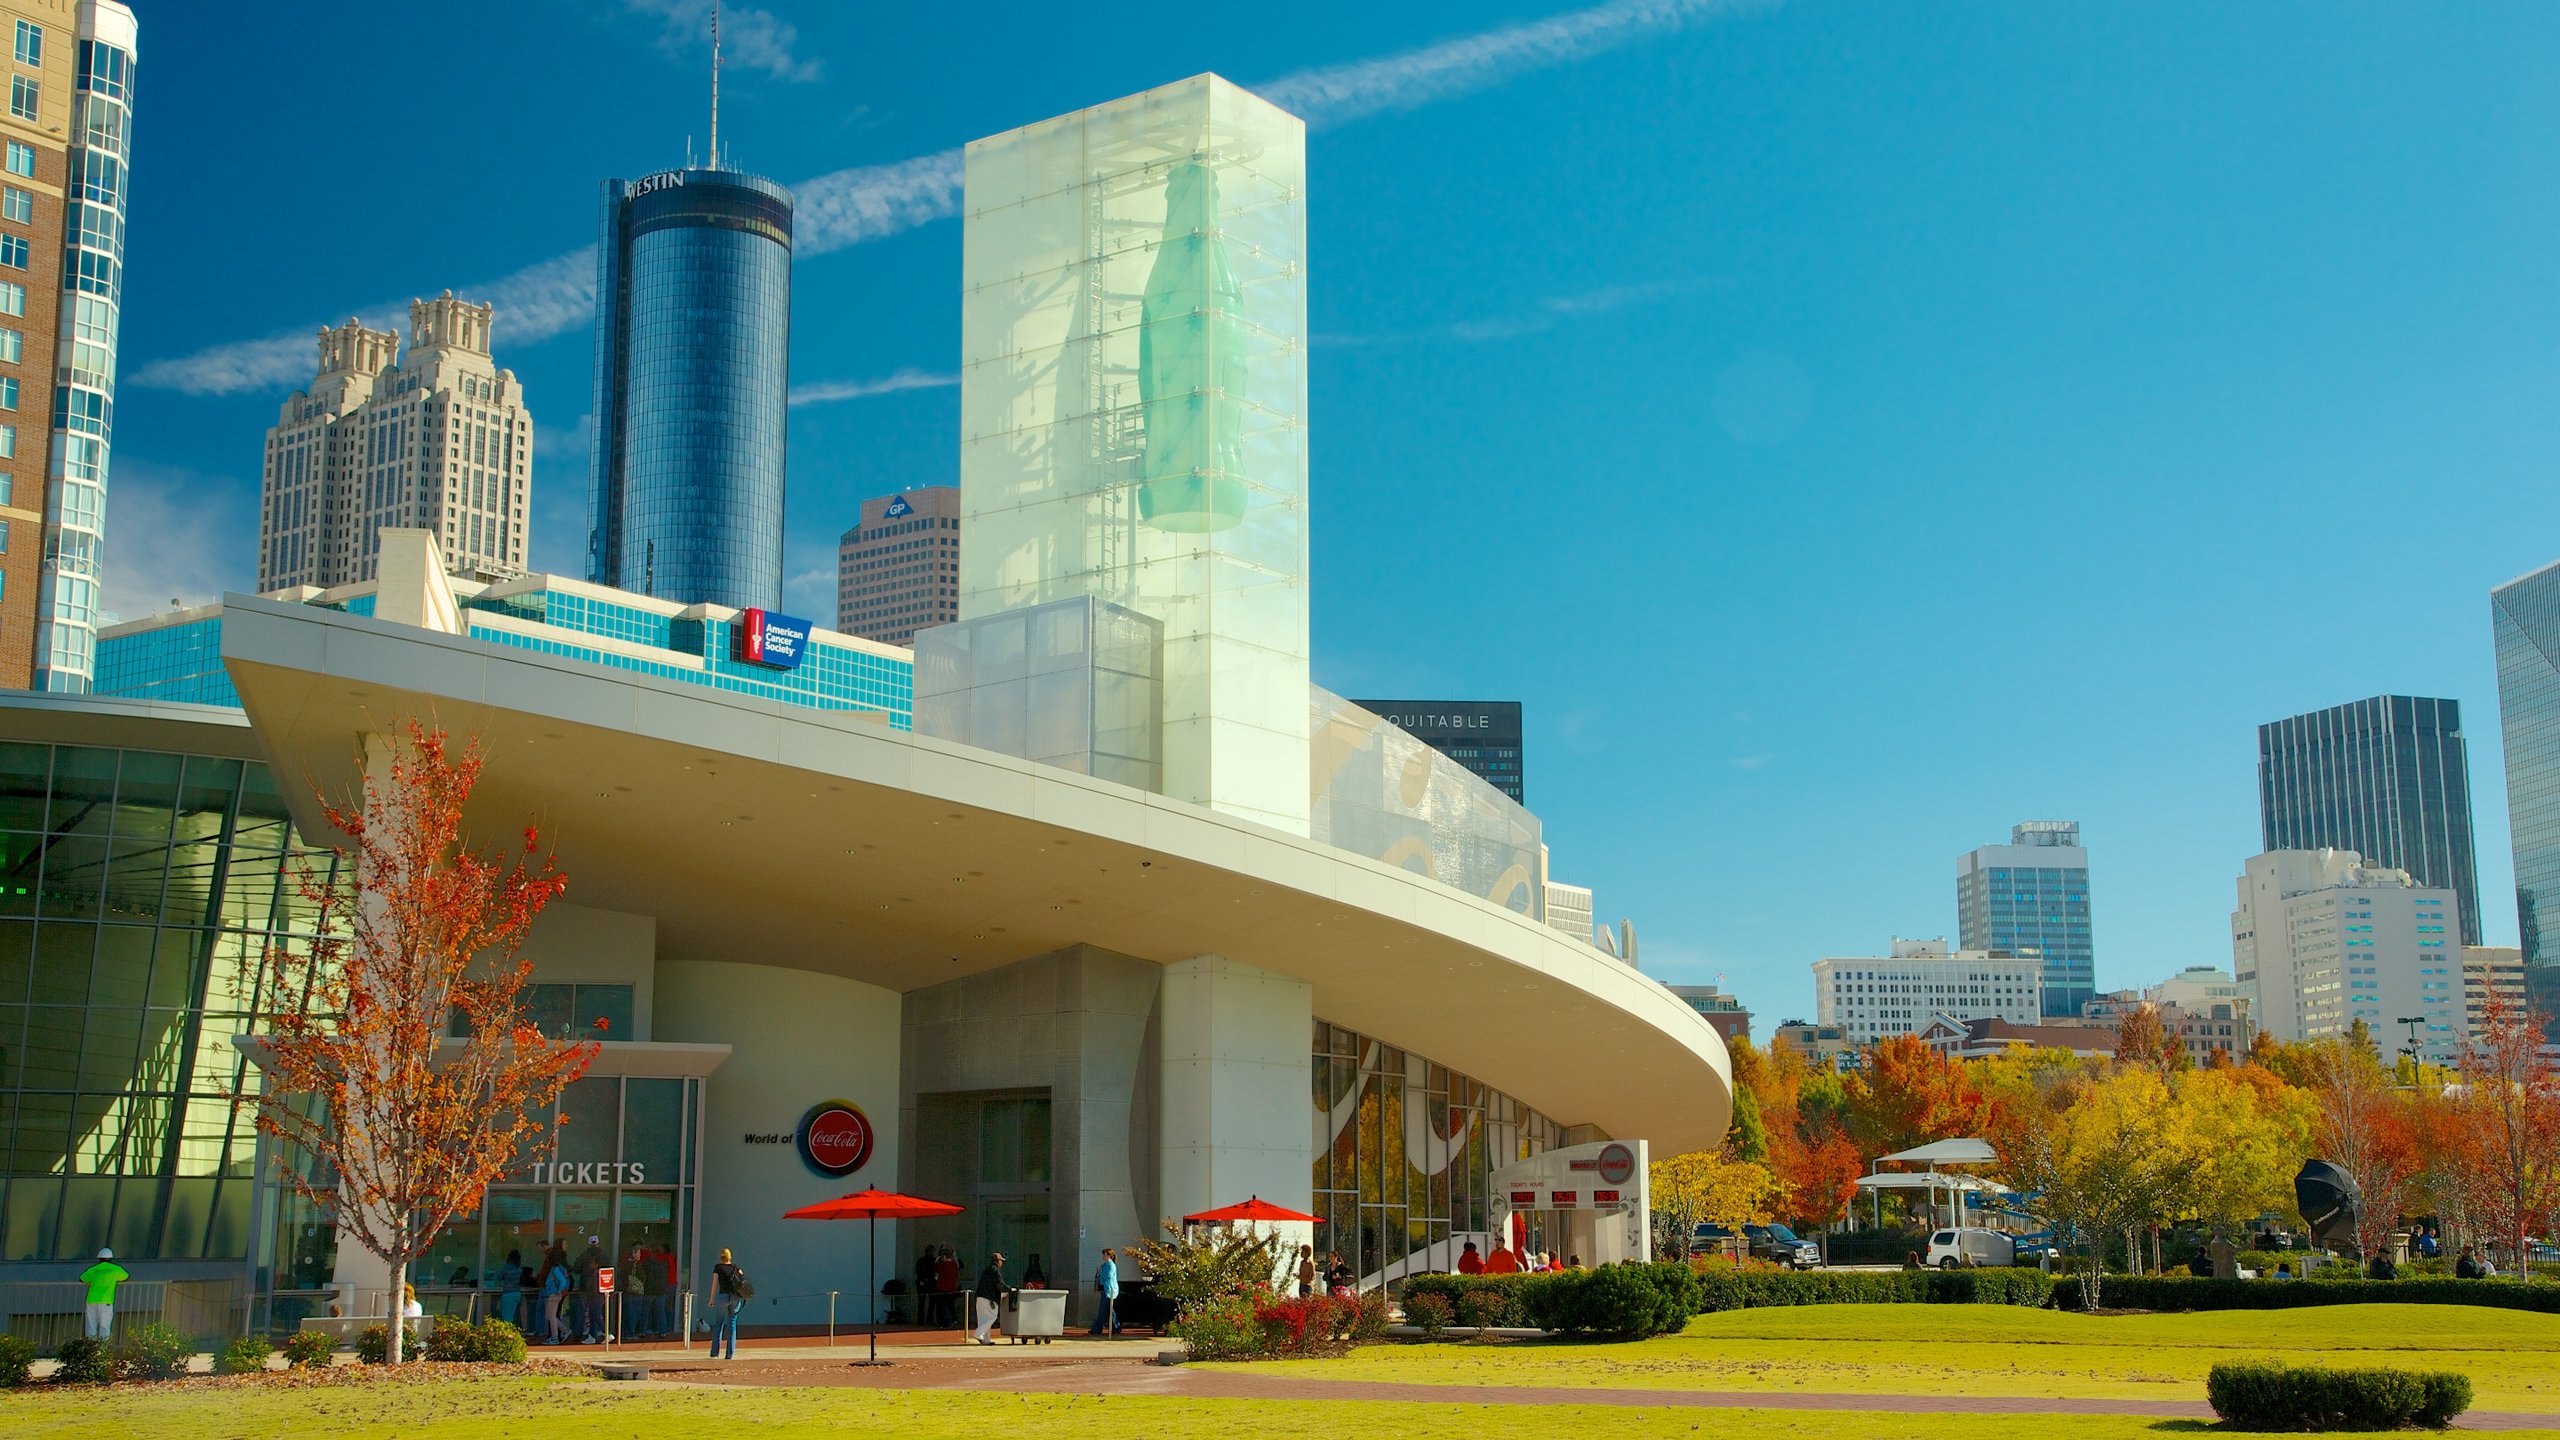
[1007,1287,1066,1344]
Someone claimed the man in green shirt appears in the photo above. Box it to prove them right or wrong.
[79,1247,128,1339]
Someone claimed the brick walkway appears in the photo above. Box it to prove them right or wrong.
[647,1354,2560,1430]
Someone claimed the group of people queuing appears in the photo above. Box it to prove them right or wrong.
[1453,1240,1577,1275]
[473,1236,682,1345]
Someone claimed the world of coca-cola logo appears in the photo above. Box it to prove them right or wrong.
[795,1100,874,1178]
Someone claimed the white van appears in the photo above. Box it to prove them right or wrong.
[1923,1228,2016,1269]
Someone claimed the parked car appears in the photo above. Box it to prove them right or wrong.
[1923,1227,2017,1269]
[1692,1222,1823,1268]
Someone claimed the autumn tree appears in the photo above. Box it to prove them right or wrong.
[2453,990,2560,1269]
[2309,1037,2415,1262]
[1844,1035,1988,1157]
[248,723,594,1364]
[2114,1005,2189,1076]
[1650,1149,1785,1255]
[2014,1067,2186,1308]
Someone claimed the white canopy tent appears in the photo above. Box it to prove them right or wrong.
[1858,1137,2003,1233]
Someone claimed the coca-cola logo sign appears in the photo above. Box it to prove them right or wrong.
[795,1100,874,1178]
[1597,1143,1636,1187]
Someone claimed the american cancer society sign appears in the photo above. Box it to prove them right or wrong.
[737,609,811,670]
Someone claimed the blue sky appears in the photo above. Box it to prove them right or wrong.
[111,1,2560,1025]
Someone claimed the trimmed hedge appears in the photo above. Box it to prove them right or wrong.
[2054,1275,2560,1313]
[2207,1362,2471,1430]
[1695,1266,2054,1311]
[1401,1262,1701,1339]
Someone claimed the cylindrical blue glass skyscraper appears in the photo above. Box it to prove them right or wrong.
[588,169,793,612]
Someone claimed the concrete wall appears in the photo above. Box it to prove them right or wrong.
[899,945,1159,1323]
[523,902,657,1038]
[1158,956,1314,1222]
[655,960,902,1324]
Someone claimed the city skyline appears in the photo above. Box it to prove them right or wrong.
[69,0,2560,1026]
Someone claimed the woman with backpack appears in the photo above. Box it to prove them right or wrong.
[540,1242,573,1344]
[710,1247,750,1360]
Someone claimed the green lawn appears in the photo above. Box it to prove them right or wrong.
[1218,1303,2560,1412]
[0,1380,2430,1440]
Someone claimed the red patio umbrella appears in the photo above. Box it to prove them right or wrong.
[1183,1196,1320,1224]
[784,1187,965,1366]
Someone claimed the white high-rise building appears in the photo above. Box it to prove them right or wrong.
[1812,937,2044,1046]
[2231,848,2462,1060]
[258,293,530,593]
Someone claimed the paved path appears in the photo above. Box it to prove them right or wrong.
[652,1354,2560,1431]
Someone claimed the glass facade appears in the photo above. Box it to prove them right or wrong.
[93,612,232,707]
[32,18,136,693]
[1311,1020,1565,1282]
[961,77,1309,834]
[1956,822,2095,1017]
[1349,701,1525,804]
[2496,566,2560,965]
[588,170,793,613]
[2258,695,2482,946]
[1310,690,1543,920]
[913,595,1163,790]
[0,736,336,1265]
[261,1073,701,1331]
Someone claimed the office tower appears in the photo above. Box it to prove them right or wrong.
[837,486,958,647]
[0,2,133,691]
[588,167,793,612]
[1956,820,2095,1017]
[257,296,532,593]
[1349,700,1524,803]
[1542,847,1595,947]
[2462,945,2525,1044]
[957,75,1308,833]
[2231,848,2461,1060]
[2494,564,2560,966]
[2258,695,2481,945]
[1812,938,2043,1047]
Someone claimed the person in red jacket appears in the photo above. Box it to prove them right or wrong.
[1456,1241,1484,1275]
[1484,1243,1521,1275]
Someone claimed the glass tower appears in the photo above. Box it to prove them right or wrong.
[32,5,137,693]
[2257,695,2481,946]
[1956,820,2095,1017]
[2495,565,2560,965]
[959,76,1309,834]
[587,169,792,613]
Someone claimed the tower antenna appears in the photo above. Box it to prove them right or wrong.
[709,0,721,169]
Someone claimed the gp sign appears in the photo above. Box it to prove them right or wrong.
[796,1100,875,1178]
[737,608,811,670]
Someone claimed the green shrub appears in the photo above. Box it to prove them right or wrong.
[1404,1263,1698,1340]
[279,1330,335,1368]
[1690,1265,2054,1312]
[1456,1288,1515,1329]
[1350,1289,1391,1340]
[112,1322,192,1381]
[1402,1290,1453,1336]
[1168,1292,1264,1361]
[471,1318,527,1364]
[354,1323,421,1365]
[0,1334,35,1387]
[2053,1275,2560,1313]
[2207,1361,2473,1430]
[214,1335,272,1376]
[51,1335,112,1385]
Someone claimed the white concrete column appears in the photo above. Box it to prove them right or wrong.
[1157,956,1313,1223]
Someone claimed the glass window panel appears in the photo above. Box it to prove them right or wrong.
[39,834,108,917]
[75,1006,140,1088]
[556,1076,619,1167]
[174,755,239,838]
[99,836,168,921]
[554,1188,612,1257]
[524,984,572,1039]
[88,923,150,1006]
[572,983,632,1038]
[46,747,115,835]
[485,1188,548,1273]
[0,833,33,916]
[158,1176,216,1259]
[622,1078,682,1185]
[20,1004,78,1086]
[56,1175,113,1257]
[30,923,91,1005]
[0,917,27,1001]
[205,1181,252,1263]
[0,741,46,830]
[3,1171,58,1258]
[0,1003,20,1088]
[110,751,179,839]
[423,1198,482,1290]
[109,1177,159,1258]
[147,929,201,1008]
[231,768,293,854]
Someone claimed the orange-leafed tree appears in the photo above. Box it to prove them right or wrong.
[2309,1036,2416,1262]
[248,722,594,1364]
[1843,1035,1988,1157]
[2454,990,2560,1270]
[2114,1005,2189,1076]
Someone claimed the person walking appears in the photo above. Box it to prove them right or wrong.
[541,1243,572,1344]
[1089,1248,1121,1336]
[78,1248,127,1340]
[1324,1252,1354,1298]
[710,1248,749,1360]
[623,1242,653,1339]
[575,1236,608,1342]
[1295,1244,1317,1298]
[972,1252,1006,1346]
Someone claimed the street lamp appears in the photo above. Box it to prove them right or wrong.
[2396,1015,2426,1076]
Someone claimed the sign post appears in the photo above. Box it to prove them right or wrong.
[598,1267,616,1350]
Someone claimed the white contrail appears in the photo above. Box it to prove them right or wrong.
[788,368,957,407]
[132,0,1771,396]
